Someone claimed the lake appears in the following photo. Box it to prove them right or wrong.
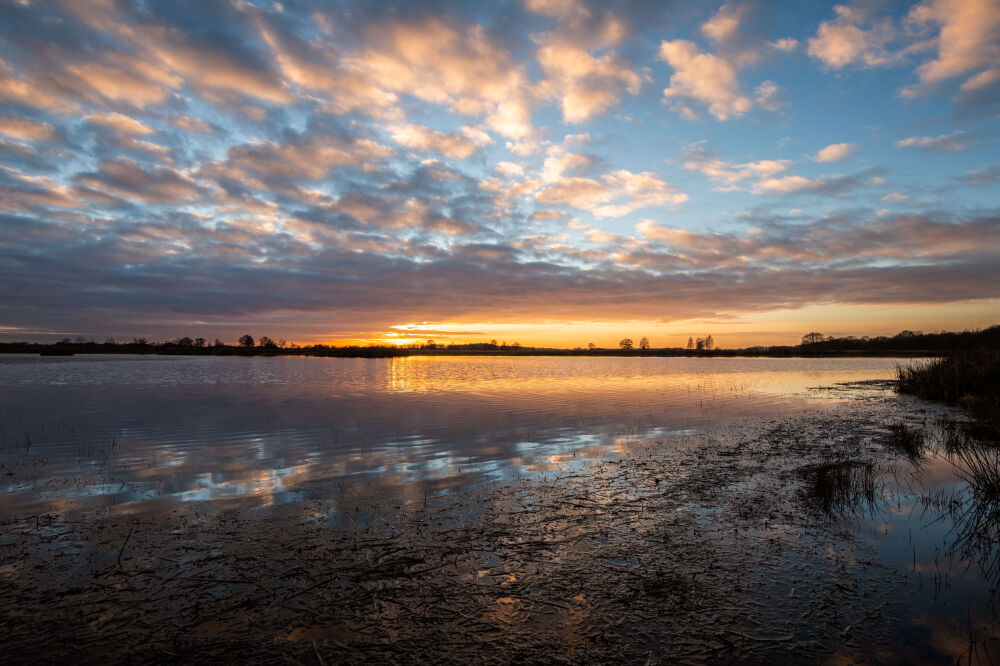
[1,354,901,516]
[1,354,997,663]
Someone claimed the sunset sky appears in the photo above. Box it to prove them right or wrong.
[1,0,998,347]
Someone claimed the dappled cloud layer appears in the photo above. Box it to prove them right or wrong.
[1,0,998,342]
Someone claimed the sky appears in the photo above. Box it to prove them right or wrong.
[0,0,998,348]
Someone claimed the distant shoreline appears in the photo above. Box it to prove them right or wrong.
[1,345,942,359]
[3,324,996,359]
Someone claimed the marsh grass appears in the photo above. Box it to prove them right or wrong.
[953,439,1000,502]
[805,460,881,516]
[897,350,1000,434]
[886,422,925,461]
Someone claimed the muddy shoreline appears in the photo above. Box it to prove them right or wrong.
[1,382,998,664]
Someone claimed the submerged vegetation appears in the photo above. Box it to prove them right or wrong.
[886,422,925,460]
[804,460,880,515]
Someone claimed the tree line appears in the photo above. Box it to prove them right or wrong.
[0,325,996,358]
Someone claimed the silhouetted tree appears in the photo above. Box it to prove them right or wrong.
[259,336,277,349]
[588,342,597,350]
[619,338,634,350]
[238,334,255,347]
[194,337,206,347]
[695,338,705,350]
[176,337,193,347]
[214,339,224,347]
[705,335,714,350]
[687,337,695,349]
[801,332,824,345]
[639,336,650,350]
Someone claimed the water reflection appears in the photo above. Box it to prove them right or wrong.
[0,354,900,516]
[804,419,1000,662]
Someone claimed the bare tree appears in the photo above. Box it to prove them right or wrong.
[639,336,650,350]
[619,338,634,350]
[801,332,824,345]
[687,337,695,349]
[705,334,714,350]
[588,342,597,350]
[695,337,705,351]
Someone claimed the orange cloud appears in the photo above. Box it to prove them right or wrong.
[0,115,55,142]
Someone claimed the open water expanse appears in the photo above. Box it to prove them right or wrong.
[1,354,902,515]
[1,354,998,663]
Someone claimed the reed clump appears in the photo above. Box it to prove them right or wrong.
[886,423,924,460]
[897,349,1000,431]
[806,460,880,515]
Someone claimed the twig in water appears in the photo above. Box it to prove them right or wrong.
[117,527,134,569]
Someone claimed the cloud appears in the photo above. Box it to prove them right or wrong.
[495,162,525,178]
[170,115,213,133]
[754,80,785,110]
[0,1,996,342]
[659,40,752,120]
[529,3,640,123]
[701,3,746,45]
[86,112,156,136]
[902,0,1000,99]
[807,3,903,69]
[535,40,641,123]
[813,142,856,162]
[74,159,205,204]
[658,2,798,120]
[0,114,55,142]
[635,211,1000,265]
[253,13,399,117]
[359,17,534,139]
[808,0,1000,106]
[204,133,394,187]
[752,172,869,196]
[960,163,1000,185]
[771,38,799,52]
[535,177,613,209]
[682,144,789,188]
[584,228,620,243]
[895,131,968,151]
[536,169,686,217]
[390,124,491,159]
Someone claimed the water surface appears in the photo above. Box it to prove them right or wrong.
[2,353,998,662]
[1,354,901,516]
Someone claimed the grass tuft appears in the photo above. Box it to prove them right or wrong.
[806,460,880,515]
[886,423,924,460]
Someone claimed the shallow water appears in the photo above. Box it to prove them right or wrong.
[0,354,901,516]
[2,354,998,663]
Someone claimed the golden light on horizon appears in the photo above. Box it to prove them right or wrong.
[293,299,1000,350]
